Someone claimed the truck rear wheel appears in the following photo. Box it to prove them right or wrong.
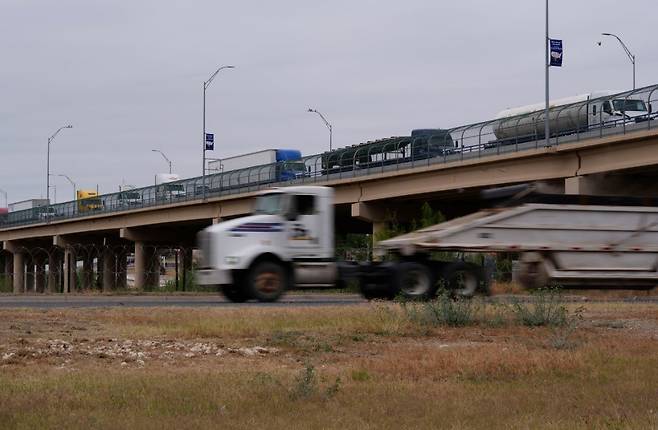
[394,262,436,300]
[247,261,288,302]
[443,262,486,298]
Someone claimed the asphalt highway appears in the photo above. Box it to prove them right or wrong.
[0,293,367,309]
[0,292,657,309]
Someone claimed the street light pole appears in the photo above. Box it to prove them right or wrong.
[56,174,76,201]
[307,108,333,151]
[601,33,636,89]
[544,0,550,147]
[46,125,73,203]
[202,65,235,200]
[151,149,172,174]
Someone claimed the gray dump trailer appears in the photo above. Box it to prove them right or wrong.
[363,195,658,299]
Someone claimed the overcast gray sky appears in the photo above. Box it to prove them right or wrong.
[1,0,656,203]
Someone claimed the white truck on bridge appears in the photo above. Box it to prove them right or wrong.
[155,173,186,201]
[197,186,658,302]
[493,91,651,144]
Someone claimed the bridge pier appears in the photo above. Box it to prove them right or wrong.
[102,248,115,291]
[117,248,128,289]
[48,250,62,293]
[35,255,46,293]
[63,248,77,294]
[25,255,35,293]
[13,252,25,293]
[82,252,94,290]
[134,242,159,290]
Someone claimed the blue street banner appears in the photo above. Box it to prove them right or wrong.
[549,39,563,67]
[205,133,214,151]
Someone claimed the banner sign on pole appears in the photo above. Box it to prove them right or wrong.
[549,39,563,67]
[205,133,214,151]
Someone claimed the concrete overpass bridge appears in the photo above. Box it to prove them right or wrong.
[2,125,658,294]
[3,81,658,294]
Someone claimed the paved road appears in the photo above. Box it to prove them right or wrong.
[0,293,367,309]
[0,293,656,309]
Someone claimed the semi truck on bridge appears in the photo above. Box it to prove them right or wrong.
[491,91,652,145]
[197,185,658,302]
[207,149,307,189]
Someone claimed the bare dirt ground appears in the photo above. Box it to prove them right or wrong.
[0,300,657,429]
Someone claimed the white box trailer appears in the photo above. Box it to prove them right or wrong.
[207,149,306,189]
[378,201,658,292]
[8,199,49,213]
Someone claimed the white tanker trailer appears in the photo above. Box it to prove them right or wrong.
[492,91,650,143]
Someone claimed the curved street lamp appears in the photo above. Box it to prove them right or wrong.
[56,174,76,202]
[46,125,73,202]
[151,149,172,174]
[600,33,636,89]
[307,108,333,151]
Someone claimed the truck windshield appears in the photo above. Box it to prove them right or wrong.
[120,192,141,200]
[612,99,647,112]
[254,193,283,215]
[283,162,306,172]
[165,184,184,192]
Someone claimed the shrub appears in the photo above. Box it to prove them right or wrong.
[511,286,568,327]
[401,292,478,327]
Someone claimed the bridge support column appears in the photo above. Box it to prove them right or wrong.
[181,247,193,291]
[48,250,62,293]
[63,248,77,294]
[117,249,127,289]
[102,249,117,291]
[12,252,25,294]
[35,255,46,293]
[82,253,94,290]
[134,242,159,290]
[0,252,10,292]
[25,255,36,293]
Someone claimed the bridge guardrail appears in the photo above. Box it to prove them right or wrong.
[1,85,656,230]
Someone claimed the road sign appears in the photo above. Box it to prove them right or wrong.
[205,133,214,151]
[550,39,563,67]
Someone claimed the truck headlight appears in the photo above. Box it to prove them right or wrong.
[224,256,240,265]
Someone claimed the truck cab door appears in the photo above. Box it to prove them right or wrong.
[285,194,322,257]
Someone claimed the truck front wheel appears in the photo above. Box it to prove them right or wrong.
[221,284,249,303]
[247,261,288,302]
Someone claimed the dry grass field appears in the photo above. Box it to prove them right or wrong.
[0,298,657,429]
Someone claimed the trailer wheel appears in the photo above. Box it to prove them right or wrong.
[443,262,486,298]
[517,260,549,290]
[395,262,436,300]
[247,261,287,302]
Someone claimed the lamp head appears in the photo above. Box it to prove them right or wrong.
[601,32,612,36]
[65,125,73,129]
[307,108,315,113]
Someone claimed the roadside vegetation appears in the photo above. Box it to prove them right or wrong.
[0,296,656,429]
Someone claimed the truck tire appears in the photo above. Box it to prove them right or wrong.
[394,262,436,300]
[442,262,487,298]
[221,285,249,303]
[517,261,550,290]
[247,261,288,302]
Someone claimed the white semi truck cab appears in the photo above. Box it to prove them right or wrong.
[197,186,341,301]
